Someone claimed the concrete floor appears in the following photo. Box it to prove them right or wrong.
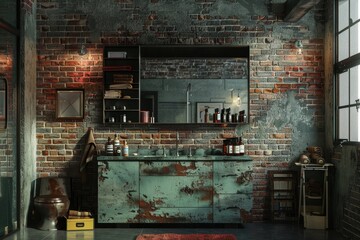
[2,222,346,240]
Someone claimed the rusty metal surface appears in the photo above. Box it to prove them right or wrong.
[98,160,253,224]
[98,161,139,223]
[214,161,253,194]
[137,207,213,223]
[213,161,253,223]
[213,193,252,223]
[139,161,213,176]
[140,175,212,208]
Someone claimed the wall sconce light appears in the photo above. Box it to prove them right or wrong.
[295,40,303,55]
[78,44,88,56]
[1,44,11,65]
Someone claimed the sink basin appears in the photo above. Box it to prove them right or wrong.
[138,155,195,160]
[139,155,211,160]
[140,155,165,158]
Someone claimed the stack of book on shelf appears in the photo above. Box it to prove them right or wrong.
[66,210,94,231]
[68,210,92,219]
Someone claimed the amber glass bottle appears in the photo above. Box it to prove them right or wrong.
[213,108,220,123]
[239,137,245,156]
[234,137,240,155]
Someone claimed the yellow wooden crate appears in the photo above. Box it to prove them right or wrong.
[66,230,94,240]
[66,218,94,231]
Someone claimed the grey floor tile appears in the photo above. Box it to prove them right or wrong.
[2,223,345,240]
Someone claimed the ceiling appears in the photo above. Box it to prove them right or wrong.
[269,0,322,22]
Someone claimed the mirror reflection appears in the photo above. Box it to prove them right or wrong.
[103,45,250,125]
[141,58,248,123]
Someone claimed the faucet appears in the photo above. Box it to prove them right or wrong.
[175,131,180,157]
[162,146,167,157]
[188,146,193,157]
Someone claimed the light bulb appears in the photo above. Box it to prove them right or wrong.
[236,96,241,106]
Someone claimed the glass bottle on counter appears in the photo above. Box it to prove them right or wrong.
[223,139,229,155]
[105,137,114,155]
[113,134,121,156]
[227,138,234,155]
[239,137,245,156]
[234,137,240,155]
[122,141,129,157]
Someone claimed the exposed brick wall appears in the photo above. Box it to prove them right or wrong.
[142,58,247,79]
[0,43,15,177]
[36,0,325,221]
[22,0,35,14]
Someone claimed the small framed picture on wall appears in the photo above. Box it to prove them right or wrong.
[56,89,84,120]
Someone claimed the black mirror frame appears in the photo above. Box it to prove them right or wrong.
[140,45,250,126]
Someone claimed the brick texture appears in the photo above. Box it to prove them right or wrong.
[36,0,326,221]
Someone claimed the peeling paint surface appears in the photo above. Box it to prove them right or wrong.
[139,161,213,223]
[98,160,253,223]
[213,161,253,223]
[214,161,253,194]
[98,161,140,223]
[236,91,324,163]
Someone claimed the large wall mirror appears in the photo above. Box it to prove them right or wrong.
[140,46,249,124]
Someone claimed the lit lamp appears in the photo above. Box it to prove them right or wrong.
[232,89,242,107]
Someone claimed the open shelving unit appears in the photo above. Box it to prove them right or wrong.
[269,170,298,222]
[103,46,140,123]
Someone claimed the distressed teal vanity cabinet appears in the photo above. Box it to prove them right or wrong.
[97,161,140,223]
[97,156,253,224]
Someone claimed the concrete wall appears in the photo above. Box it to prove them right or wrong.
[35,0,326,222]
[20,0,37,228]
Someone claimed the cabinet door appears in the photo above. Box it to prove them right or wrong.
[98,161,139,223]
[213,161,253,223]
[139,161,213,223]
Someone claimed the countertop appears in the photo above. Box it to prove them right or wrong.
[97,154,252,161]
